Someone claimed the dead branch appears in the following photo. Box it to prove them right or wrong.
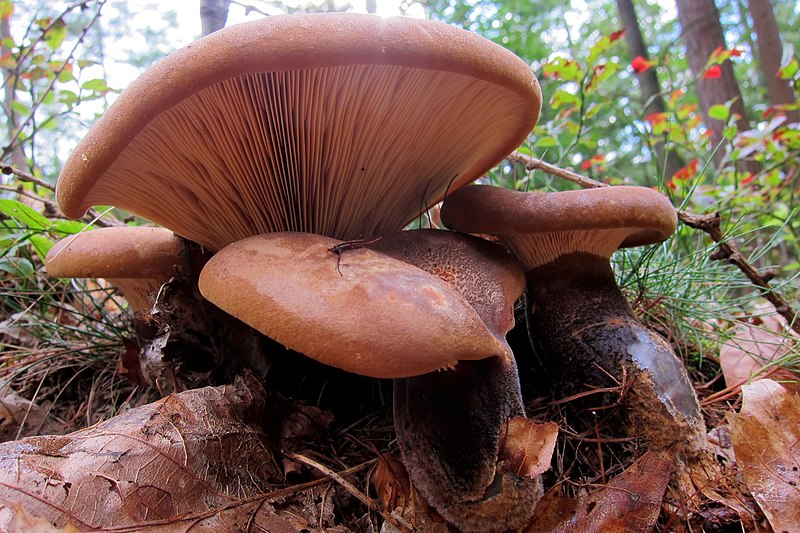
[508,150,608,189]
[677,210,799,335]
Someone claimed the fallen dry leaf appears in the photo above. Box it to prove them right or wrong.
[0,375,310,531]
[498,417,558,478]
[719,305,798,388]
[0,387,46,442]
[372,453,411,511]
[528,450,674,533]
[728,379,800,533]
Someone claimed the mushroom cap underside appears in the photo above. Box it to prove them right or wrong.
[57,13,542,252]
[441,185,678,246]
[45,226,184,280]
[197,232,512,378]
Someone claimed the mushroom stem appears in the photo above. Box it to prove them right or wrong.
[525,252,706,451]
[393,356,541,532]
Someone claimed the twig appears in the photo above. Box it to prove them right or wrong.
[512,152,800,336]
[677,210,799,335]
[508,150,608,189]
[283,449,413,531]
[1,165,122,228]
[1,165,54,191]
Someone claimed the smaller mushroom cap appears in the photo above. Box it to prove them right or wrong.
[365,229,525,343]
[46,226,184,312]
[197,232,511,378]
[441,185,678,269]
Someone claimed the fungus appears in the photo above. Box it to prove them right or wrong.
[45,226,184,315]
[441,185,706,451]
[56,13,541,252]
[197,231,512,378]
[367,229,543,532]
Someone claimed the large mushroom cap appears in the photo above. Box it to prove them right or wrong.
[45,226,184,312]
[441,185,678,269]
[57,13,541,252]
[197,232,511,378]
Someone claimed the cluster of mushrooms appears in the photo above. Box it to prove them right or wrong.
[45,13,706,532]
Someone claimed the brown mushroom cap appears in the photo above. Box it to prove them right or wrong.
[365,228,525,342]
[45,226,184,312]
[441,185,677,269]
[197,232,511,378]
[57,13,542,252]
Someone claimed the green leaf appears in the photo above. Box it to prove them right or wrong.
[82,78,111,93]
[58,89,78,106]
[535,136,559,149]
[9,100,29,116]
[0,256,34,278]
[550,89,579,109]
[708,104,729,121]
[44,19,67,51]
[28,234,53,261]
[52,219,88,235]
[0,199,51,230]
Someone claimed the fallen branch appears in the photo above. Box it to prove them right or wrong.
[511,152,799,335]
[677,210,799,335]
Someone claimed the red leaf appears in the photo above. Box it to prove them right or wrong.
[703,65,722,79]
[673,158,699,181]
[609,28,626,42]
[645,112,668,125]
[581,160,593,170]
[741,174,756,186]
[631,55,654,73]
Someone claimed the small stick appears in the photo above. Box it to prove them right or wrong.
[328,236,382,276]
[283,450,413,531]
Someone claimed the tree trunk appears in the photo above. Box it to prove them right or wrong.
[675,0,758,172]
[616,0,685,181]
[366,0,377,13]
[1,16,27,172]
[200,0,231,36]
[748,0,799,122]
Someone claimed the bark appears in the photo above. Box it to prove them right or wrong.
[748,0,799,122]
[675,0,758,172]
[616,0,685,180]
[200,0,231,36]
[1,16,27,171]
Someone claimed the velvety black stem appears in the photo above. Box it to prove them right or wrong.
[526,252,705,451]
[393,355,541,532]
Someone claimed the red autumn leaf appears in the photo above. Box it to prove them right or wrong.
[581,160,593,170]
[609,28,626,42]
[740,174,756,186]
[673,158,699,181]
[729,48,742,57]
[645,112,667,125]
[703,65,722,79]
[631,55,654,73]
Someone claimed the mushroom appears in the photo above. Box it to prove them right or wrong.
[198,229,545,530]
[196,231,512,378]
[56,13,541,252]
[367,229,543,532]
[441,185,706,452]
[45,226,184,315]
